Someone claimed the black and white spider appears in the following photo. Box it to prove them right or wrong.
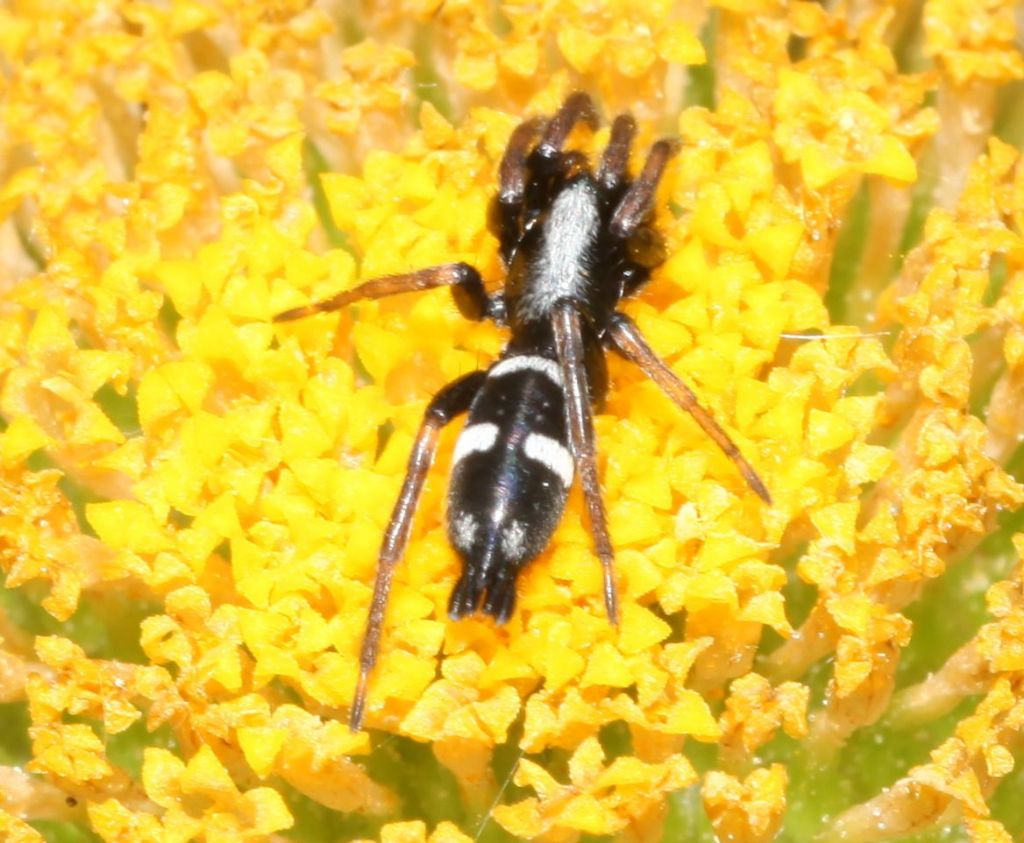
[275,93,771,731]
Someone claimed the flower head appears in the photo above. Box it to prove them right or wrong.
[1,1,1023,841]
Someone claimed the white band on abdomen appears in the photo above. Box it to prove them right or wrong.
[452,423,499,464]
[488,354,563,386]
[523,432,574,487]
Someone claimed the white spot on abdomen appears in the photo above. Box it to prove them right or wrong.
[452,511,478,550]
[523,432,574,487]
[453,423,498,464]
[502,519,527,560]
[519,179,600,320]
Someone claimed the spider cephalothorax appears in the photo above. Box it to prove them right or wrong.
[275,93,770,731]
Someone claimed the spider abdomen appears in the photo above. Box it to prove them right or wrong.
[446,354,573,621]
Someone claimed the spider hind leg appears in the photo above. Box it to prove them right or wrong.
[607,312,771,503]
[551,301,619,623]
[349,370,487,732]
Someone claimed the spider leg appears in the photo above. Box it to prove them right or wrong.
[535,91,599,163]
[609,138,680,239]
[350,369,488,732]
[500,118,544,206]
[492,117,544,262]
[607,312,771,503]
[597,113,637,195]
[551,300,618,623]
[274,262,504,325]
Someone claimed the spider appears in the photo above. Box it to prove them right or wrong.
[275,93,771,731]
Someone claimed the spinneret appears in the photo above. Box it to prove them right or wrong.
[273,93,771,732]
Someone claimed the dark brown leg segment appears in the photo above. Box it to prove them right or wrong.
[536,92,599,161]
[349,370,487,732]
[597,113,637,194]
[498,117,544,208]
[551,301,619,624]
[274,262,501,325]
[607,313,771,503]
[493,117,544,261]
[609,139,680,239]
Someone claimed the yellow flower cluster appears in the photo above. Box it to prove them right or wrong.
[1,0,1022,841]
[495,736,697,839]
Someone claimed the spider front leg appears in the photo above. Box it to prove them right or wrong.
[551,300,619,624]
[492,117,544,263]
[273,262,504,325]
[535,91,599,163]
[350,369,488,732]
[607,312,771,503]
[610,138,680,239]
[597,113,637,196]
